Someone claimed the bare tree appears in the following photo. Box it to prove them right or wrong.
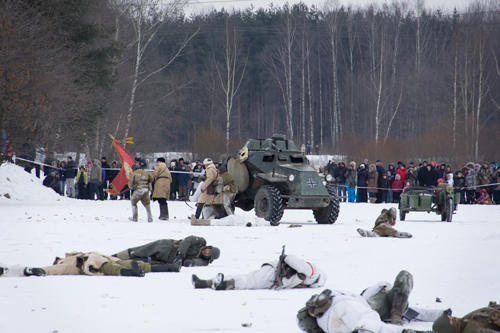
[213,17,248,153]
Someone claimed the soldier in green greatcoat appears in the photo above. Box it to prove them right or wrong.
[433,302,500,333]
[357,207,412,238]
[112,236,220,267]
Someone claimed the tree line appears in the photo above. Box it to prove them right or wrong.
[1,0,500,166]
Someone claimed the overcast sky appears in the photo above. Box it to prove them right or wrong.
[185,0,474,16]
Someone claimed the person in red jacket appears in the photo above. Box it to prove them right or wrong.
[395,164,407,184]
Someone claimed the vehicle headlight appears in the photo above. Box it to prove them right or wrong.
[326,174,333,182]
[323,181,327,186]
[446,185,453,193]
[288,174,295,182]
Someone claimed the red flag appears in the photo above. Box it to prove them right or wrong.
[106,140,136,196]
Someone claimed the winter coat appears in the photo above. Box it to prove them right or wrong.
[125,236,212,266]
[152,162,171,199]
[387,164,396,177]
[335,162,347,183]
[454,175,465,190]
[128,169,153,191]
[391,179,404,193]
[376,164,385,182]
[177,168,190,186]
[395,168,407,184]
[478,166,493,185]
[76,170,88,185]
[421,166,437,187]
[264,254,326,290]
[198,164,219,204]
[445,303,500,333]
[107,161,119,182]
[43,251,119,276]
[65,160,77,179]
[89,159,102,184]
[378,177,390,190]
[357,168,369,187]
[344,168,357,188]
[58,166,66,182]
[492,170,500,191]
[374,208,397,228]
[406,167,418,185]
[436,164,446,180]
[367,165,378,193]
[310,290,388,333]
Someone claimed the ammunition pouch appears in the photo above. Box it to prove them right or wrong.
[206,180,219,195]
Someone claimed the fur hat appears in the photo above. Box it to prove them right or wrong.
[203,158,213,165]
[349,161,356,169]
[157,157,165,163]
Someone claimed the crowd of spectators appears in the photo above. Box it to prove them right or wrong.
[324,159,500,205]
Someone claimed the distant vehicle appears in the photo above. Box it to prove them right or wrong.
[223,134,340,226]
[398,184,460,222]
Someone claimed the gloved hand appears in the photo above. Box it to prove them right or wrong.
[173,252,183,265]
[183,259,193,267]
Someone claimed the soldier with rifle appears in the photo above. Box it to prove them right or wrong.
[192,246,326,290]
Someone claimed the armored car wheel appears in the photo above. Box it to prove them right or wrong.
[313,187,340,224]
[254,185,284,226]
[446,198,453,222]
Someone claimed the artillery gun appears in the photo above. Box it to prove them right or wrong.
[224,134,340,226]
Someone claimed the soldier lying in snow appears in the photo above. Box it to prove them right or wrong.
[42,251,181,277]
[297,270,444,333]
[112,236,220,267]
[192,253,326,290]
[357,208,412,238]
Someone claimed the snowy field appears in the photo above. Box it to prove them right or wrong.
[1,163,499,333]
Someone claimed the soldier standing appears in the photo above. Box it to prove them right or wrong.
[193,158,218,220]
[152,157,171,220]
[213,165,237,217]
[357,208,412,238]
[128,163,154,222]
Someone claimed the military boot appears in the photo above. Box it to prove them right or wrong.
[391,293,409,325]
[145,205,153,223]
[159,204,169,221]
[129,206,138,222]
[194,206,203,219]
[24,267,46,277]
[120,261,145,277]
[357,228,379,237]
[192,274,212,289]
[395,231,412,238]
[212,273,235,290]
[151,261,181,273]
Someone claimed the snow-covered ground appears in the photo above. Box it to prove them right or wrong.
[1,163,499,333]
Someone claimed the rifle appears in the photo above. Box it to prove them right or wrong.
[273,245,286,289]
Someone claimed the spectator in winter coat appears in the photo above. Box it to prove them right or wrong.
[335,161,347,202]
[387,163,396,178]
[367,164,378,203]
[326,160,338,191]
[436,164,446,181]
[386,170,394,203]
[478,161,493,194]
[454,171,466,204]
[445,173,454,187]
[378,174,390,203]
[391,174,404,203]
[476,189,492,204]
[100,157,110,200]
[177,165,190,199]
[375,160,385,203]
[406,162,418,186]
[75,166,88,200]
[357,164,369,203]
[465,165,477,204]
[344,162,357,203]
[492,169,500,204]
[395,164,407,184]
[417,161,429,186]
[65,156,77,198]
[89,159,102,200]
[59,161,67,196]
[169,160,179,200]
[421,165,437,188]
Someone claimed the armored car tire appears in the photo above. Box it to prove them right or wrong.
[254,185,284,226]
[313,187,340,224]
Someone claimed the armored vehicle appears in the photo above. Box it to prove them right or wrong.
[224,134,340,226]
[398,184,460,222]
